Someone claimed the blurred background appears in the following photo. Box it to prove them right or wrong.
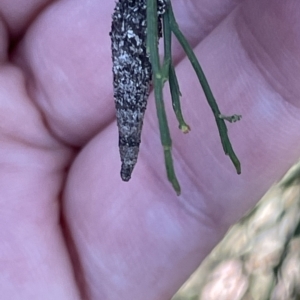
[172,161,300,300]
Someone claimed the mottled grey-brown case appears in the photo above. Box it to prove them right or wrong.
[110,0,166,181]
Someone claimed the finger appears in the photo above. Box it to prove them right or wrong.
[0,0,54,37]
[14,0,116,146]
[64,0,300,299]
[14,0,243,146]
[0,18,81,298]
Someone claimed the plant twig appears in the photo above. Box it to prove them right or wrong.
[147,0,181,194]
[166,1,241,174]
[162,10,190,133]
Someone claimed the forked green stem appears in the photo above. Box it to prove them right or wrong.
[147,0,181,194]
[146,0,241,195]
[166,1,241,174]
[162,10,190,133]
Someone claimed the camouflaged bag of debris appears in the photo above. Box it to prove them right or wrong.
[172,162,300,300]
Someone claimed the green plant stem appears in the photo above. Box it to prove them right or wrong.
[162,10,190,133]
[166,1,241,174]
[147,0,181,194]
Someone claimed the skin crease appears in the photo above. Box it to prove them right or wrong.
[0,0,299,299]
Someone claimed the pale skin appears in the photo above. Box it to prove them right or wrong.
[0,0,300,299]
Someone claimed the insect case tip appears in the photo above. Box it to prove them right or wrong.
[120,164,133,182]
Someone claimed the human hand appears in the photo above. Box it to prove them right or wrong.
[1,0,300,299]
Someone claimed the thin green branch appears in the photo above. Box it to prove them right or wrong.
[162,10,190,133]
[147,0,181,194]
[166,1,241,174]
[169,65,191,133]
